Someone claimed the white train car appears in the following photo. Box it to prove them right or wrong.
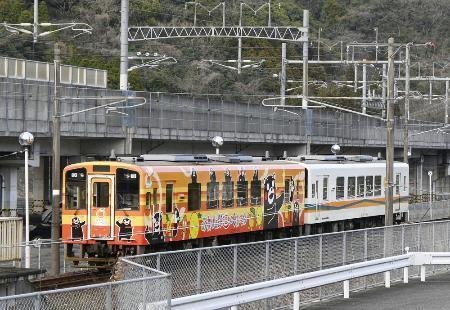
[290,155,409,233]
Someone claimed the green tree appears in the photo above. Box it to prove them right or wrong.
[38,1,49,22]
[321,0,345,29]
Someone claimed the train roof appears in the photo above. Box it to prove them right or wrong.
[64,154,408,170]
[114,154,295,166]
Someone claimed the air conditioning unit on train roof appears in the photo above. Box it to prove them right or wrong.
[207,154,254,163]
[347,155,375,162]
[140,154,209,162]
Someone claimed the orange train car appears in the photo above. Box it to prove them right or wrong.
[62,155,305,261]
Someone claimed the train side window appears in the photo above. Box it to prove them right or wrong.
[152,188,158,206]
[222,181,234,208]
[403,176,407,192]
[296,180,301,200]
[284,179,291,203]
[237,174,248,207]
[166,184,173,213]
[374,176,382,196]
[312,182,316,199]
[207,179,219,209]
[188,182,201,211]
[250,178,261,206]
[348,177,356,199]
[395,174,400,195]
[323,177,328,201]
[366,176,374,197]
[357,176,365,198]
[145,192,151,210]
[336,177,345,199]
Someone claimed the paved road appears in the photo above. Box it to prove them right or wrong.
[304,272,450,310]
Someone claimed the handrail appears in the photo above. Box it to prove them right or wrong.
[171,252,450,310]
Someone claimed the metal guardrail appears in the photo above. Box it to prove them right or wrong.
[0,256,171,309]
[125,216,450,308]
[170,252,450,310]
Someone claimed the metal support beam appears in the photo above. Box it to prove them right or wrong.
[280,43,286,106]
[429,81,432,104]
[362,61,367,113]
[385,37,395,226]
[51,43,61,275]
[354,64,358,93]
[120,0,129,90]
[302,10,309,109]
[404,44,410,163]
[446,80,449,124]
[33,0,38,43]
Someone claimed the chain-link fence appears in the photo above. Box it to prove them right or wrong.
[125,219,450,308]
[409,200,450,222]
[0,256,171,310]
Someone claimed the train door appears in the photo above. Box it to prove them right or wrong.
[395,173,401,212]
[311,177,319,220]
[87,175,115,240]
[317,175,329,219]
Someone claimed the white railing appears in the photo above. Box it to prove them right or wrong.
[0,56,107,88]
[171,252,450,310]
[0,217,22,263]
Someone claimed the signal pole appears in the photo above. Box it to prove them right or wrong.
[33,0,38,43]
[385,37,395,226]
[51,43,61,275]
[403,44,411,163]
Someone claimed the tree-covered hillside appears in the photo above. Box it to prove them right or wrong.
[0,0,448,101]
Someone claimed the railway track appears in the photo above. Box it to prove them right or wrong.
[30,270,112,291]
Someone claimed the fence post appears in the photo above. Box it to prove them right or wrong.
[343,280,349,298]
[403,267,409,283]
[34,293,40,310]
[342,231,347,265]
[401,225,405,254]
[293,292,300,310]
[265,242,270,280]
[233,245,238,287]
[319,235,323,300]
[364,230,368,261]
[418,223,422,252]
[196,249,202,294]
[294,239,298,274]
[106,283,112,310]
[157,253,161,271]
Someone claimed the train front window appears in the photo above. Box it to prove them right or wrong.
[116,168,140,210]
[65,168,87,210]
[93,182,109,208]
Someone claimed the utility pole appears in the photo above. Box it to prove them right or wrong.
[120,0,129,90]
[33,0,38,43]
[51,43,61,275]
[446,80,449,124]
[403,44,410,163]
[120,0,132,154]
[302,10,309,109]
[280,43,286,106]
[385,37,395,226]
[362,60,367,114]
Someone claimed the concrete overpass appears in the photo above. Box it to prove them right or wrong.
[1,77,450,212]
